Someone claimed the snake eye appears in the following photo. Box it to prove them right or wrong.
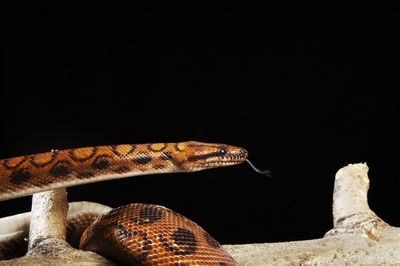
[218,148,227,156]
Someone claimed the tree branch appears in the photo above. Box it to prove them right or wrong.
[223,163,399,265]
[2,189,114,265]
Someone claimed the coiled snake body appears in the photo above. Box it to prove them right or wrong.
[0,141,247,265]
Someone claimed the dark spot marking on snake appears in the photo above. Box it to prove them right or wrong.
[141,206,162,223]
[9,169,32,184]
[173,228,197,253]
[171,158,184,169]
[158,234,173,253]
[153,164,165,169]
[30,151,58,167]
[134,152,152,165]
[49,160,72,177]
[130,206,163,225]
[160,152,184,168]
[203,231,221,248]
[160,152,173,160]
[2,156,28,169]
[111,144,136,157]
[159,228,197,255]
[116,224,133,238]
[113,165,130,174]
[115,226,151,261]
[69,146,97,162]
[77,171,94,179]
[91,155,112,170]
[174,142,184,151]
[37,177,56,186]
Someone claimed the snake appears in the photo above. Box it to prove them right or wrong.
[0,141,249,265]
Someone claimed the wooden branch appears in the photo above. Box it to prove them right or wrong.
[2,163,399,265]
[28,188,68,251]
[1,190,115,265]
[223,163,400,265]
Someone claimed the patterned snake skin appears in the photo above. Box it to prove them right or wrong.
[0,141,247,265]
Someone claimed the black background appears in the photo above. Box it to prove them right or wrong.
[1,3,400,245]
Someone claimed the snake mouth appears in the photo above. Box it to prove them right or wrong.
[194,148,248,168]
[212,150,248,164]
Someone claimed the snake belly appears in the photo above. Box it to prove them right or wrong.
[0,141,247,265]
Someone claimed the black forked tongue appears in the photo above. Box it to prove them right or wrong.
[246,159,271,177]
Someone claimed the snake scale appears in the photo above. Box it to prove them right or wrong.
[0,141,248,265]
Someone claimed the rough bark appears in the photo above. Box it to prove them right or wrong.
[2,163,399,265]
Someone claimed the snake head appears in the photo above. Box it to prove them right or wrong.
[180,141,248,171]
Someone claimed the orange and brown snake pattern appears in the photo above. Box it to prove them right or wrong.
[0,141,247,265]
